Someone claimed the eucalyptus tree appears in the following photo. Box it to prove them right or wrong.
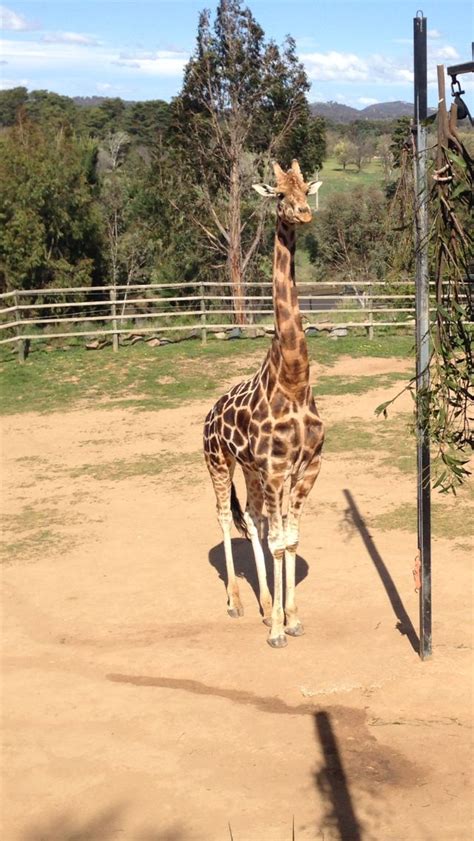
[171,0,325,322]
[0,115,101,293]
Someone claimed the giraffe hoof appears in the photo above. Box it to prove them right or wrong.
[262,616,272,627]
[285,623,305,637]
[228,607,244,618]
[267,634,288,649]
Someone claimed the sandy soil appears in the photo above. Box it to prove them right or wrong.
[1,355,472,841]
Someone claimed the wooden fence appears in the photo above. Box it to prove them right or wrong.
[0,280,425,361]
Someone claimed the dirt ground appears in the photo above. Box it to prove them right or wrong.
[1,354,472,841]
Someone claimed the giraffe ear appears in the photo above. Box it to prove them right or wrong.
[252,183,277,197]
[307,180,323,196]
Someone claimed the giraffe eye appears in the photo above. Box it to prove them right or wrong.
[277,193,285,200]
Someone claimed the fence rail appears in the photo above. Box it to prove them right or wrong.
[0,280,446,361]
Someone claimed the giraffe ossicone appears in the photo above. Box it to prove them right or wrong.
[203,160,325,648]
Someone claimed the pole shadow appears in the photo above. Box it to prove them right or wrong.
[314,711,363,841]
[343,488,419,654]
[208,536,309,614]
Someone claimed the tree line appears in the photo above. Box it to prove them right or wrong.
[0,0,417,319]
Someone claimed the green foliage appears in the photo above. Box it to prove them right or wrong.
[168,0,326,312]
[308,186,389,282]
[390,117,411,169]
[0,86,28,125]
[124,99,171,144]
[379,120,473,493]
[0,117,102,292]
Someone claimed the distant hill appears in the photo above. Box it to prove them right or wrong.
[73,96,136,108]
[73,96,107,108]
[310,100,436,123]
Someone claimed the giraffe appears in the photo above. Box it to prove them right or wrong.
[203,160,324,648]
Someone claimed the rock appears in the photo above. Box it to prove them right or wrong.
[330,327,348,338]
[243,326,266,339]
[305,326,320,336]
[227,327,242,340]
[85,340,101,350]
[147,338,161,347]
[214,331,227,340]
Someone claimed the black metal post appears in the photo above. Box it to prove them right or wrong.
[413,12,432,660]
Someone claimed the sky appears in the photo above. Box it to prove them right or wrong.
[1,0,473,108]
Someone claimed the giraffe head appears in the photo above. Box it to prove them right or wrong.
[252,160,322,225]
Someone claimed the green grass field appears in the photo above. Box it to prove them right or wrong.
[317,155,387,206]
[0,334,414,415]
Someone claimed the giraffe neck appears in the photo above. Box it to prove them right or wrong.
[271,218,309,398]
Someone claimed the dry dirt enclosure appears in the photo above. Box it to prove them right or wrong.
[1,353,473,841]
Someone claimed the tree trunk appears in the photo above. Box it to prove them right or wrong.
[228,157,246,325]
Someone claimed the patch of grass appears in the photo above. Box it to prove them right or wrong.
[318,156,386,207]
[2,505,66,533]
[0,528,76,564]
[454,542,473,553]
[68,450,202,482]
[0,334,414,416]
[324,421,376,453]
[373,502,474,540]
[324,413,417,476]
[316,371,407,397]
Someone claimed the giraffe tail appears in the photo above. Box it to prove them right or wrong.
[230,482,249,539]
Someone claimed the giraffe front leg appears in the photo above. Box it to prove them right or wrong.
[265,485,287,648]
[285,453,323,636]
[284,543,304,637]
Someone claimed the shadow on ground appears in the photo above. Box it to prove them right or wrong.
[208,537,309,615]
[342,488,419,654]
[21,805,184,841]
[314,710,365,841]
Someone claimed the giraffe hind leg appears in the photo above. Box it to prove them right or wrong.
[205,452,244,618]
[242,468,272,625]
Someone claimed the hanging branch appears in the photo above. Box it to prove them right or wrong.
[377,69,473,494]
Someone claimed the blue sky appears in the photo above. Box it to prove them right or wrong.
[1,0,472,107]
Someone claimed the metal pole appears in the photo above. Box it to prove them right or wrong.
[414,12,432,660]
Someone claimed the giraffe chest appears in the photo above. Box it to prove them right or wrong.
[215,386,323,471]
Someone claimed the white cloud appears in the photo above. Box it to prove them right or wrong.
[0,75,30,90]
[428,29,441,40]
[113,50,189,77]
[0,37,189,80]
[112,59,140,69]
[431,45,459,61]
[301,50,415,85]
[302,44,461,90]
[303,51,369,82]
[0,4,38,31]
[42,32,101,47]
[357,97,379,106]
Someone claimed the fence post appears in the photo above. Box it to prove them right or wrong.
[13,291,26,363]
[368,284,374,340]
[110,285,119,352]
[200,282,207,345]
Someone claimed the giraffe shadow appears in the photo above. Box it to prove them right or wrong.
[208,537,309,615]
